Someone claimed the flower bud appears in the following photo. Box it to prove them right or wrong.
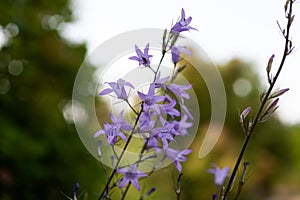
[267,54,275,74]
[270,88,289,98]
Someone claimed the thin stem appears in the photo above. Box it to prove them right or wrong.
[153,51,166,81]
[153,29,173,81]
[222,1,294,199]
[148,66,156,74]
[121,183,131,200]
[125,100,138,115]
[99,157,109,179]
[98,105,144,200]
[112,145,119,160]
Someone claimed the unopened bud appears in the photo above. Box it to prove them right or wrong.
[267,54,275,74]
[162,29,167,53]
[260,98,279,122]
[271,88,289,98]
[266,98,279,113]
[240,107,252,123]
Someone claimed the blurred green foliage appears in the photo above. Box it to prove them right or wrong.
[1,1,300,200]
[0,0,103,199]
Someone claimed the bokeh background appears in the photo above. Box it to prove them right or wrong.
[1,0,300,200]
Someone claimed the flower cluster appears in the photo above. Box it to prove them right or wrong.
[93,8,197,199]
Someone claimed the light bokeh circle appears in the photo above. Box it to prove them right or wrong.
[72,28,226,172]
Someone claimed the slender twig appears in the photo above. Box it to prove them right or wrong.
[222,1,295,199]
[125,100,138,115]
[121,183,131,200]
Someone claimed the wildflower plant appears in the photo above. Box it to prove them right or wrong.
[89,8,199,200]
[71,0,297,199]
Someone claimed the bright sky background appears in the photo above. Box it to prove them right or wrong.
[63,0,300,124]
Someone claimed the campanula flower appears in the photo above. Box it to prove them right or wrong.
[160,97,180,118]
[138,83,165,106]
[171,45,192,64]
[99,78,134,100]
[167,82,192,103]
[173,114,193,136]
[152,122,176,148]
[117,164,147,191]
[164,147,192,172]
[94,111,131,145]
[171,8,197,33]
[208,163,230,186]
[129,43,153,67]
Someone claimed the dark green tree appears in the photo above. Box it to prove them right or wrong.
[0,1,102,199]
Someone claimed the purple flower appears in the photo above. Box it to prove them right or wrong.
[145,136,161,153]
[171,45,192,64]
[160,97,180,118]
[153,122,176,148]
[99,78,134,100]
[208,163,230,186]
[167,82,192,103]
[173,114,193,136]
[171,8,197,33]
[154,72,169,89]
[164,147,192,172]
[129,43,153,67]
[138,83,165,106]
[117,164,147,191]
[94,111,131,145]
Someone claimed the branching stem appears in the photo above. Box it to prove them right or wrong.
[222,1,295,199]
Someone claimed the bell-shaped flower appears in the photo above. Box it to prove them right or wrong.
[129,43,153,67]
[173,114,193,136]
[99,78,134,100]
[117,164,147,191]
[164,147,192,172]
[94,111,131,145]
[171,8,197,33]
[167,82,192,103]
[208,163,230,186]
[138,83,165,106]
